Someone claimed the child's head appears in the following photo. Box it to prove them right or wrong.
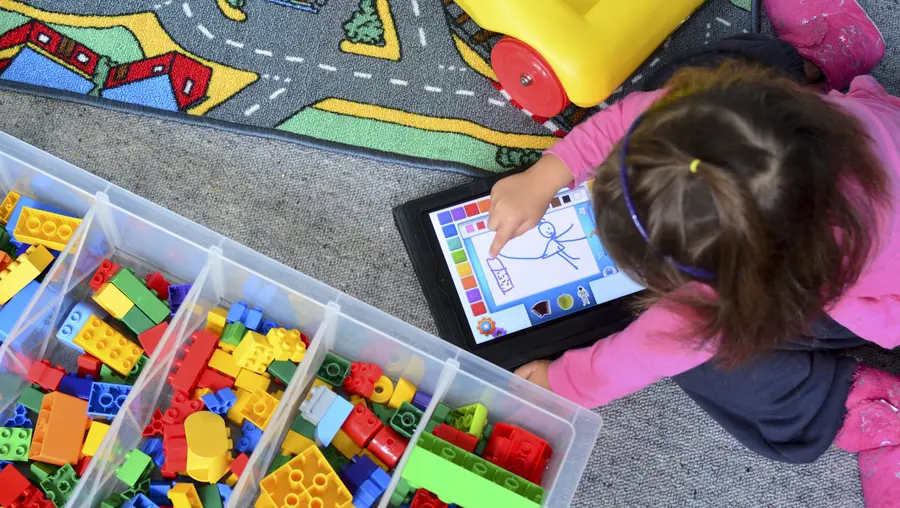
[593,62,889,365]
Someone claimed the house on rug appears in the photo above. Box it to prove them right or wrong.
[102,52,212,112]
[0,21,98,95]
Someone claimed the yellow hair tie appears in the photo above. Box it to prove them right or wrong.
[689,159,701,174]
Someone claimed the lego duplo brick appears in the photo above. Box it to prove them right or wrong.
[109,268,170,324]
[13,207,82,251]
[72,315,144,376]
[29,391,90,466]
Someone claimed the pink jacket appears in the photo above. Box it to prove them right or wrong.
[545,76,900,408]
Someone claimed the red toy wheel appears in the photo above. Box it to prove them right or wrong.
[491,36,569,118]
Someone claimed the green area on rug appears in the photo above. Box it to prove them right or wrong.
[343,0,385,45]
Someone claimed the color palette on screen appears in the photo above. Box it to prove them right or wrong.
[437,198,491,317]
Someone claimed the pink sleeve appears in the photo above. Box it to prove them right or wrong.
[827,296,900,350]
[547,300,716,408]
[545,90,667,186]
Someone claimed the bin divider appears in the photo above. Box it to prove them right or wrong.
[92,191,122,249]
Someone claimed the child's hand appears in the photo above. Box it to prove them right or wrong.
[488,155,573,257]
[514,360,552,391]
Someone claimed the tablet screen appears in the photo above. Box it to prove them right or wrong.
[429,184,643,345]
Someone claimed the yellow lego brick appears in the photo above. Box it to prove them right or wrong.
[369,375,394,405]
[168,483,203,508]
[233,330,276,373]
[281,429,315,455]
[206,307,228,337]
[241,389,278,430]
[349,395,368,408]
[0,191,20,225]
[218,339,236,353]
[234,368,271,394]
[224,472,238,487]
[360,449,389,471]
[81,420,110,457]
[266,327,306,362]
[313,378,333,391]
[208,348,241,378]
[13,207,82,251]
[259,446,352,508]
[388,377,416,409]
[331,429,362,459]
[227,388,253,426]
[184,411,232,483]
[91,282,134,319]
[193,387,212,400]
[72,314,144,375]
[273,390,284,400]
[0,244,53,304]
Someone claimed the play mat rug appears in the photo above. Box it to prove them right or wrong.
[0,0,751,175]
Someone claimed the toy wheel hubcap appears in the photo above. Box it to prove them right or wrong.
[492,36,569,117]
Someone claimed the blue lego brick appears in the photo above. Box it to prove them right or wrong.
[339,455,378,495]
[353,467,391,508]
[225,301,247,324]
[243,306,263,331]
[58,375,94,400]
[235,420,263,453]
[167,284,192,317]
[201,387,237,416]
[217,483,233,505]
[149,481,172,505]
[56,301,106,353]
[314,395,354,447]
[260,319,279,335]
[121,493,159,508]
[14,243,30,256]
[88,382,132,419]
[139,437,165,467]
[0,280,39,343]
[2,404,33,428]
[411,391,433,411]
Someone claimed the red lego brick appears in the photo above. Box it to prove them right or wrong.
[482,423,552,485]
[342,362,383,398]
[10,485,53,508]
[432,423,477,453]
[143,271,171,300]
[230,452,249,477]
[76,354,102,378]
[162,423,188,478]
[410,488,447,508]
[167,329,218,394]
[300,332,310,348]
[197,369,235,391]
[341,403,383,448]
[138,322,169,358]
[0,463,31,506]
[89,258,121,291]
[143,408,165,437]
[26,359,65,391]
[75,456,92,476]
[367,425,407,469]
[161,390,205,426]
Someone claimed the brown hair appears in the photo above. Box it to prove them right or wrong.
[593,62,890,366]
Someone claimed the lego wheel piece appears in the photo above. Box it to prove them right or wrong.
[477,317,496,336]
[491,36,569,118]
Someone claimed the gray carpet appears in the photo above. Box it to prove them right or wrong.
[1,1,899,506]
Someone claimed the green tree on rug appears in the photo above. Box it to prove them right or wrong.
[89,56,115,97]
[496,147,542,169]
[226,0,245,7]
[343,0,385,46]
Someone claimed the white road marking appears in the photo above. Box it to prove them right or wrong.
[706,32,711,38]
[154,4,162,10]
[284,78,291,83]
[318,64,337,72]
[631,73,644,84]
[226,39,245,48]
[269,88,286,100]
[649,57,661,67]
[165,0,172,5]
[439,65,445,70]
[424,85,443,93]
[262,74,270,79]
[285,55,304,63]
[390,79,409,86]
[354,72,373,79]
[272,76,280,81]
[255,48,273,57]
[716,17,732,26]
[614,86,623,94]
[182,2,193,17]
[418,27,427,47]
[448,66,455,71]
[455,89,475,96]
[411,0,420,17]
[459,68,466,73]
[244,104,260,116]
[488,98,506,107]
[197,24,214,39]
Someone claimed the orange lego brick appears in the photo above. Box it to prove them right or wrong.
[0,245,53,304]
[233,330,275,374]
[241,389,278,430]
[29,392,90,466]
[13,207,82,251]
[265,327,306,362]
[72,314,144,376]
[259,446,352,508]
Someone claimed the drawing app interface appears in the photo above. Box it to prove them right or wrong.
[429,184,643,344]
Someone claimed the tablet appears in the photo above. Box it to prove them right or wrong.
[395,176,645,369]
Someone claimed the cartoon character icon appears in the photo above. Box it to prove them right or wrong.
[577,286,590,306]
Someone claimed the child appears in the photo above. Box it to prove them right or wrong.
[489,1,900,504]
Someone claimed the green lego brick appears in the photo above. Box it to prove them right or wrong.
[123,355,147,384]
[30,461,59,483]
[0,427,31,461]
[115,449,152,487]
[290,413,316,440]
[433,403,451,423]
[109,268,170,324]
[390,477,412,507]
[220,322,246,348]
[390,402,424,439]
[267,453,293,475]
[447,403,488,439]
[321,445,349,472]
[198,483,224,508]
[121,306,155,335]
[268,360,298,385]
[475,423,494,456]
[40,463,78,508]
[402,433,543,508]
[371,402,395,426]
[316,352,351,386]
[17,385,45,413]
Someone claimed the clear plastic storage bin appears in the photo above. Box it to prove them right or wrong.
[0,132,603,508]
